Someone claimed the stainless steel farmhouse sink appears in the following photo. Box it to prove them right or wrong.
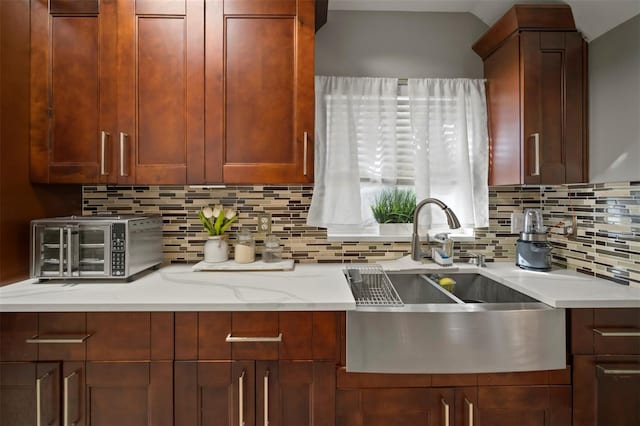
[345,267,565,374]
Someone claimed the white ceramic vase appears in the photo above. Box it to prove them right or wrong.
[204,236,228,263]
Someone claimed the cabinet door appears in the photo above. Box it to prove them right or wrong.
[258,361,335,426]
[574,355,640,426]
[521,31,586,185]
[336,387,454,426]
[175,360,254,426]
[85,361,173,426]
[117,0,205,184]
[0,362,60,426]
[476,385,571,426]
[30,0,117,184]
[205,0,314,184]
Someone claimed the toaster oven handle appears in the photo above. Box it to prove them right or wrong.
[58,228,65,276]
[67,227,73,276]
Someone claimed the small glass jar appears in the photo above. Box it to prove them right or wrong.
[262,235,282,263]
[234,231,255,264]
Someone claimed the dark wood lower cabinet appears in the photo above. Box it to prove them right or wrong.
[0,361,172,426]
[337,385,570,426]
[0,362,60,426]
[476,385,571,426]
[175,360,335,426]
[336,387,454,426]
[573,356,640,426]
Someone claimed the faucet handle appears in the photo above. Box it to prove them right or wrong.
[467,253,487,267]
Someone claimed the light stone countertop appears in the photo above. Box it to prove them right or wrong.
[380,256,640,308]
[1,257,640,312]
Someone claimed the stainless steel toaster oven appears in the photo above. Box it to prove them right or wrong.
[30,215,162,280]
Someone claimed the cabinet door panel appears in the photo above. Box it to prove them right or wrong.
[260,361,336,426]
[522,31,584,185]
[0,362,60,426]
[225,17,295,165]
[337,387,451,426]
[175,360,254,426]
[214,0,314,184]
[85,361,172,426]
[117,0,204,184]
[30,0,117,183]
[574,355,640,426]
[477,385,571,426]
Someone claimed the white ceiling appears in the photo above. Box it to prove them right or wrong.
[328,0,640,41]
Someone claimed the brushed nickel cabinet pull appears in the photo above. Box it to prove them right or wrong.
[26,334,92,344]
[119,132,129,177]
[531,133,540,176]
[225,333,282,343]
[465,398,474,426]
[63,371,78,426]
[264,370,270,426]
[597,365,640,375]
[441,398,450,426]
[303,131,308,176]
[593,328,640,337]
[100,131,110,175]
[36,371,51,426]
[239,370,245,426]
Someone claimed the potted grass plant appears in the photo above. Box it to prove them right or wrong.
[370,188,416,235]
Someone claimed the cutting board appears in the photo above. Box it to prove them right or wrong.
[192,259,295,272]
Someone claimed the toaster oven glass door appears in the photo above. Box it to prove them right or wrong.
[34,224,111,278]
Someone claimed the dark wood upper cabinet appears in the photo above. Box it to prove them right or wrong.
[473,5,588,185]
[30,0,117,184]
[206,0,315,184]
[117,0,205,184]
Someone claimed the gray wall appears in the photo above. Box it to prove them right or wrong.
[315,11,488,78]
[589,14,640,183]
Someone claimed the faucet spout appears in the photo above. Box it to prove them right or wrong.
[411,198,461,262]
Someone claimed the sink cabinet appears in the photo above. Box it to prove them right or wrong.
[174,312,339,426]
[570,308,640,426]
[335,369,571,426]
[0,312,174,426]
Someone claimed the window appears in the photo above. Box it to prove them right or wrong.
[309,76,488,240]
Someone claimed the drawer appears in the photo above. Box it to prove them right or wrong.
[175,312,339,361]
[1,313,173,361]
[571,308,640,355]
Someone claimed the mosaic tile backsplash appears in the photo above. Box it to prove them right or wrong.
[82,181,639,287]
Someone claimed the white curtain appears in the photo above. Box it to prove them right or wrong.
[408,79,489,228]
[308,76,488,230]
[307,76,398,227]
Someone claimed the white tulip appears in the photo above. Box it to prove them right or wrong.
[202,207,214,219]
[225,208,237,220]
[212,205,223,218]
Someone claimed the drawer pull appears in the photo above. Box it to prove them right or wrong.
[26,334,92,344]
[225,333,282,343]
[597,365,640,375]
[593,328,640,337]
